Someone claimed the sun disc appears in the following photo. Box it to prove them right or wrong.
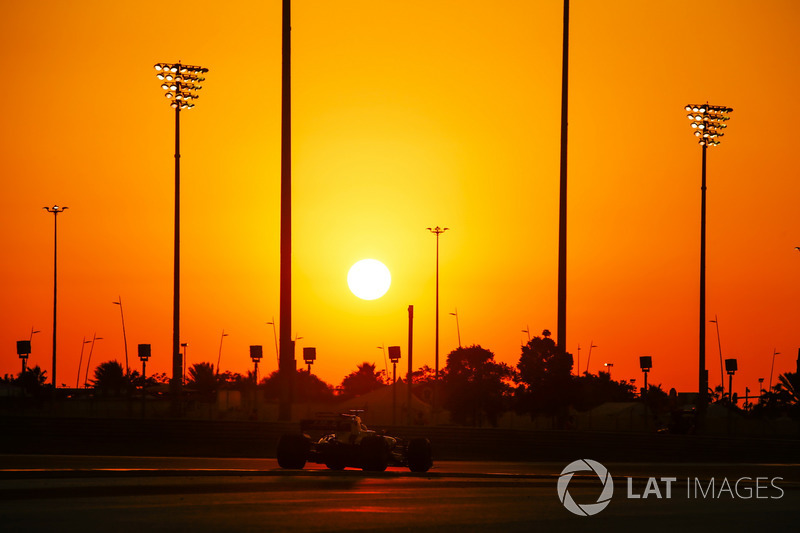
[347,259,391,300]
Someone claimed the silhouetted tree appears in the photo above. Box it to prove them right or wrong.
[186,362,219,401]
[91,360,133,396]
[515,330,573,419]
[15,366,48,397]
[570,371,636,411]
[754,372,800,419]
[443,345,513,427]
[339,362,387,399]
[777,372,799,405]
[411,365,436,384]
[261,369,335,403]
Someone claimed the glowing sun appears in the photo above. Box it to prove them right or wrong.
[347,259,391,300]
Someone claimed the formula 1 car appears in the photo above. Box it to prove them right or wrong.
[277,412,433,472]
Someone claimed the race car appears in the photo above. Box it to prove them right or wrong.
[276,411,433,472]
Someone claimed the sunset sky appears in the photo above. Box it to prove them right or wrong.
[1,0,798,399]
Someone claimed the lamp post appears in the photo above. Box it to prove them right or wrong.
[43,205,68,388]
[685,102,733,418]
[16,340,31,375]
[216,330,228,375]
[769,349,781,391]
[377,344,388,376]
[112,296,129,375]
[603,362,614,377]
[758,377,765,404]
[138,344,151,417]
[21,329,40,374]
[83,333,103,388]
[725,358,737,402]
[76,337,91,388]
[522,326,531,343]
[427,226,449,422]
[303,347,316,374]
[303,347,316,416]
[267,319,279,367]
[250,345,263,417]
[154,61,209,415]
[709,315,723,393]
[449,309,461,348]
[389,346,401,425]
[585,341,597,374]
[640,356,652,397]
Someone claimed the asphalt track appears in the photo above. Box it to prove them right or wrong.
[1,456,798,532]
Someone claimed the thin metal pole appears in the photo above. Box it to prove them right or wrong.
[453,309,461,348]
[698,143,708,418]
[434,231,440,420]
[407,305,413,426]
[76,337,89,388]
[556,0,569,353]
[216,330,227,375]
[52,210,58,387]
[728,372,733,402]
[392,361,397,425]
[770,349,780,390]
[116,296,129,375]
[268,319,279,367]
[141,357,147,418]
[278,0,293,421]
[712,315,723,391]
[170,104,183,416]
[84,333,99,388]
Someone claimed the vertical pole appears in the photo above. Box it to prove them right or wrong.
[556,0,569,354]
[84,333,97,388]
[728,373,733,402]
[278,0,293,422]
[118,296,129,375]
[713,315,723,391]
[52,210,58,388]
[142,358,147,418]
[407,305,414,426]
[698,143,708,423]
[433,232,440,423]
[392,362,397,425]
[171,105,182,416]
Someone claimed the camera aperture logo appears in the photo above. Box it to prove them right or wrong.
[557,459,614,516]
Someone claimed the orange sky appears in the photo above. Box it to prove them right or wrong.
[1,0,799,399]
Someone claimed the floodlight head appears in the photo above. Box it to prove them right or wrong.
[685,103,733,146]
[155,61,208,109]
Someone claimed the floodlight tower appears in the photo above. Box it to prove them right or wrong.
[43,205,68,388]
[427,226,449,422]
[684,103,733,419]
[153,61,208,414]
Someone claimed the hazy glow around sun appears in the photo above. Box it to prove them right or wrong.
[347,259,391,300]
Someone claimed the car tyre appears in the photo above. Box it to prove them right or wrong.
[360,436,389,472]
[407,438,433,472]
[325,444,348,470]
[277,433,310,469]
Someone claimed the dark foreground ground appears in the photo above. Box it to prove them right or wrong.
[1,456,798,533]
